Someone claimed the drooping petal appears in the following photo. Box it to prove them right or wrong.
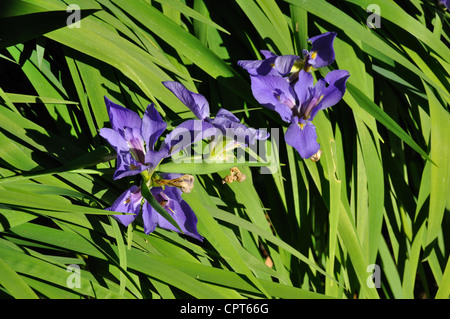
[106,185,142,227]
[211,109,269,146]
[260,50,277,59]
[141,200,158,235]
[250,75,295,122]
[99,128,129,152]
[162,81,210,121]
[274,55,300,76]
[152,186,203,241]
[307,32,337,69]
[237,53,279,77]
[161,119,219,156]
[213,108,240,123]
[113,150,146,180]
[284,118,320,159]
[309,70,350,120]
[104,96,142,133]
[293,70,314,107]
[142,103,167,151]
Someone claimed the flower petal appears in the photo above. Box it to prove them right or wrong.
[141,200,158,235]
[142,103,167,151]
[161,119,218,156]
[162,81,210,121]
[113,150,146,180]
[107,185,142,227]
[293,70,314,107]
[284,119,320,159]
[308,32,337,69]
[99,128,129,152]
[211,110,269,145]
[309,70,350,120]
[153,186,203,241]
[274,55,300,76]
[250,75,294,122]
[104,96,142,132]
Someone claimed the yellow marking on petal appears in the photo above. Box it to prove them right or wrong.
[299,122,305,130]
[167,206,176,215]
[124,198,131,204]
[130,163,139,170]
[310,51,317,59]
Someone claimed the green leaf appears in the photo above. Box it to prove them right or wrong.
[0,256,39,299]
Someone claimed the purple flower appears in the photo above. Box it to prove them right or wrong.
[100,97,217,179]
[250,69,349,159]
[99,97,168,180]
[106,177,203,241]
[238,32,337,81]
[100,97,209,240]
[162,81,269,147]
[440,0,449,10]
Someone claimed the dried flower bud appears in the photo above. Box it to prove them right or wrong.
[309,149,322,162]
[222,174,236,184]
[167,174,195,193]
[222,167,247,184]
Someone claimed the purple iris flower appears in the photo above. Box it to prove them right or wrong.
[100,97,211,240]
[238,32,337,81]
[100,97,216,179]
[250,69,349,159]
[99,97,168,180]
[440,0,449,10]
[162,81,269,147]
[106,174,202,241]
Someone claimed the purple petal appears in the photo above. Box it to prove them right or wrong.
[214,108,240,123]
[104,96,142,132]
[153,186,203,241]
[99,128,129,152]
[141,200,158,235]
[308,32,337,69]
[113,150,146,180]
[274,55,300,76]
[309,70,350,120]
[123,126,146,164]
[211,109,269,145]
[162,81,210,121]
[107,185,142,227]
[142,103,167,150]
[293,70,314,107]
[260,50,277,59]
[284,119,320,159]
[161,119,219,156]
[250,75,294,122]
[144,148,169,174]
